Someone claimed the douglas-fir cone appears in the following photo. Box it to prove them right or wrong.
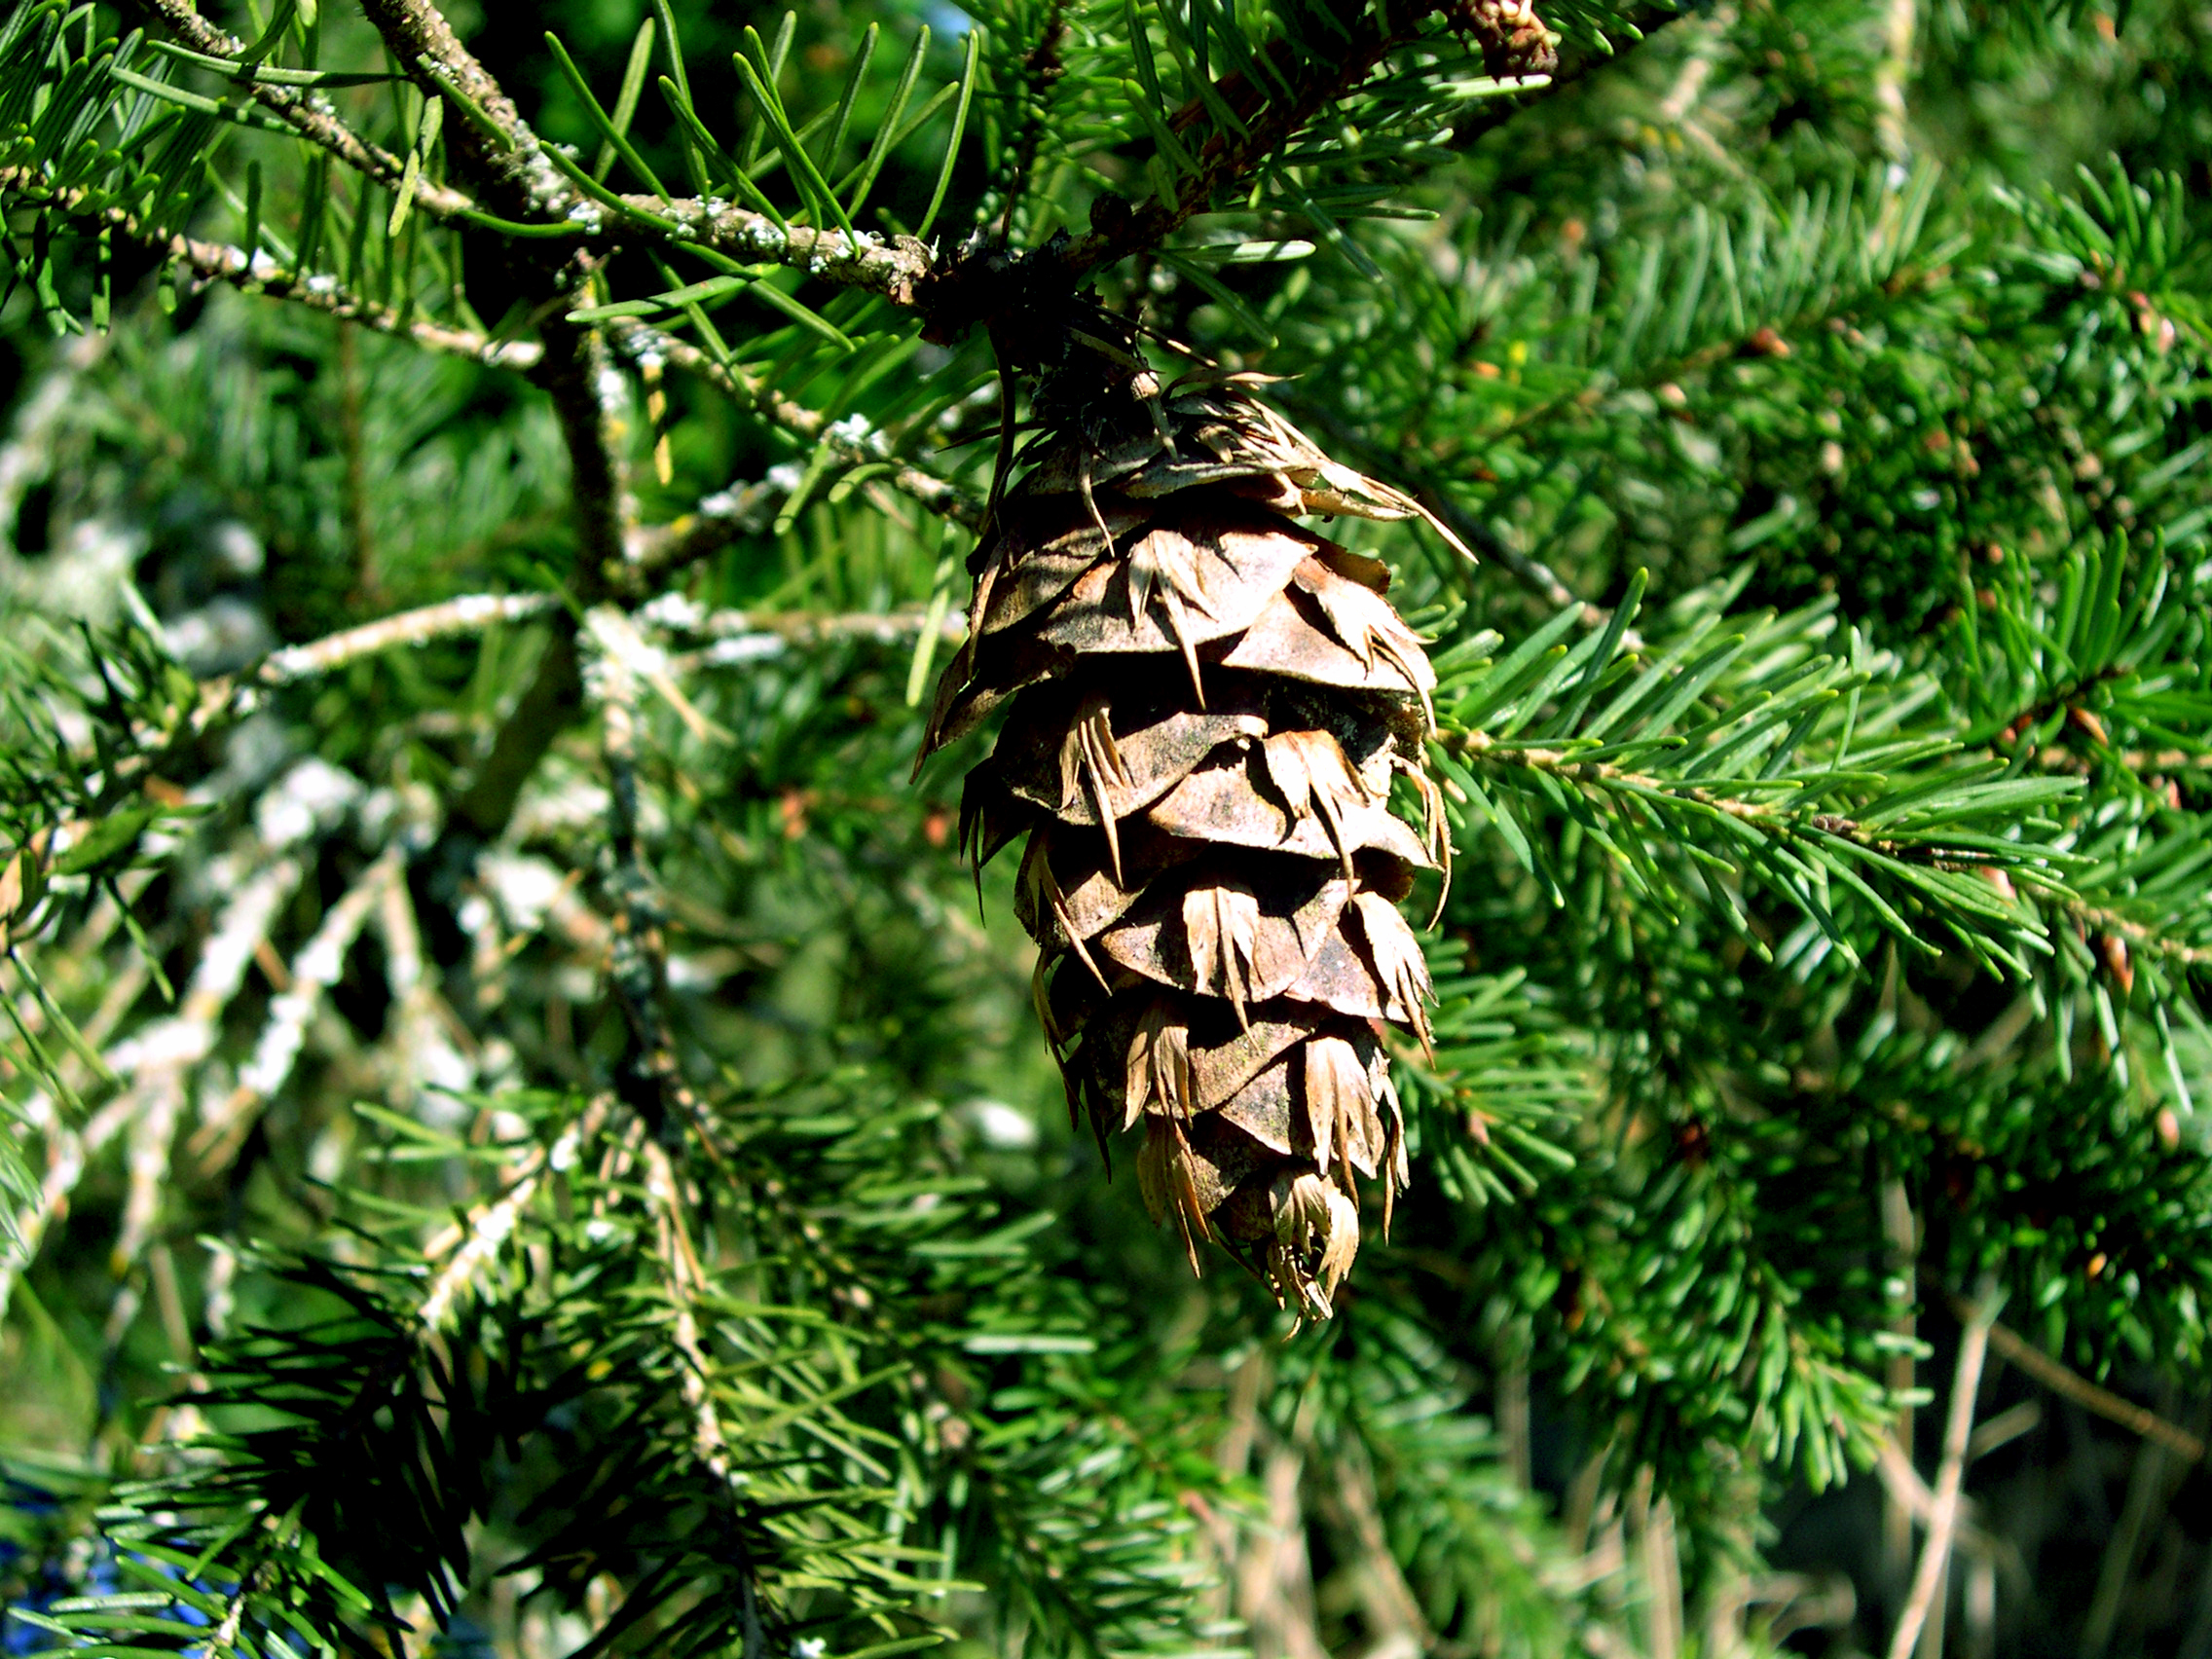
[921,311,1456,1318]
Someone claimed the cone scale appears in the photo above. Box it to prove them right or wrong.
[921,313,1451,1319]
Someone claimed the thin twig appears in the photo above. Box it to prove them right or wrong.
[419,1096,610,1329]
[2060,900,2212,970]
[1949,1293,2207,1461]
[1872,1434,2000,1560]
[607,321,983,540]
[578,608,763,1637]
[1,856,304,1317]
[189,848,407,1171]
[261,593,561,684]
[662,605,969,669]
[185,593,560,737]
[632,1132,769,1659]
[1888,1275,2001,1659]
[2083,1427,2173,1656]
[337,326,381,606]
[1641,1493,1682,1659]
[1871,0,1917,170]
[7,108,919,314]
[169,591,940,806]
[639,1136,737,1482]
[1881,1177,1917,1595]
[1656,5,1733,125]
[1320,1436,1437,1655]
[623,205,935,304]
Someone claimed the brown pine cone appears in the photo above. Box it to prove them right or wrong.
[920,314,1455,1318]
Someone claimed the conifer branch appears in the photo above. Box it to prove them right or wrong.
[4,53,929,300]
[1052,1,1678,283]
[1440,729,2039,870]
[5,0,1679,342]
[450,311,627,840]
[0,192,974,573]
[622,209,937,303]
[2062,902,2212,970]
[594,622,712,1135]
[138,0,474,218]
[355,0,571,214]
[1060,1,1537,278]
[0,168,538,366]
[360,0,932,298]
